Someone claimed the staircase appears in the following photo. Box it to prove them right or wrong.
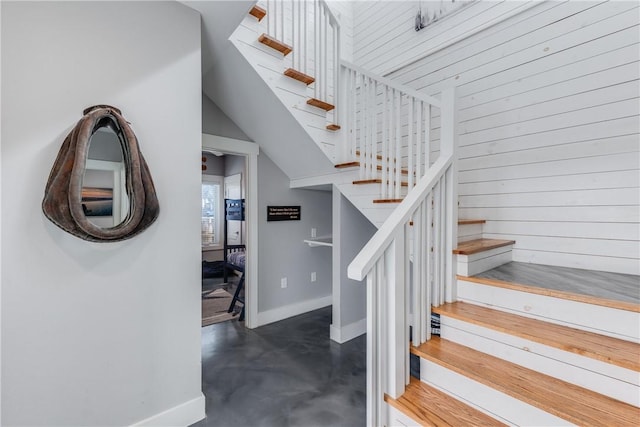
[232,2,450,228]
[232,2,639,425]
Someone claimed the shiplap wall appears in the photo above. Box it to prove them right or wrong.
[353,1,640,275]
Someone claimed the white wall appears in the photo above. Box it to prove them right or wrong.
[257,153,333,325]
[1,2,204,426]
[331,190,377,343]
[354,1,640,274]
[202,93,251,141]
[352,0,533,76]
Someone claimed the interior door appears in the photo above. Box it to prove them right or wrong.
[224,174,244,245]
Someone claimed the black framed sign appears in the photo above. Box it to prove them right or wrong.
[267,205,301,221]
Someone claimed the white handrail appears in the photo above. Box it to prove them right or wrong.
[341,60,441,107]
[347,87,458,424]
[340,61,444,200]
[347,155,452,281]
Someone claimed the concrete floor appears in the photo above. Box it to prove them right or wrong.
[193,306,366,427]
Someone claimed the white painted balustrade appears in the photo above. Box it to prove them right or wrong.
[339,61,443,201]
[348,88,458,426]
[261,0,340,120]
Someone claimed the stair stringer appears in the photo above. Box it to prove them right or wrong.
[231,15,343,164]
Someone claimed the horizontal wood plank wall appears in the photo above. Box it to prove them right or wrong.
[353,1,640,274]
[325,0,354,62]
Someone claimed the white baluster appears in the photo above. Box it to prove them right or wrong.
[395,90,401,199]
[408,97,414,190]
[381,85,388,199]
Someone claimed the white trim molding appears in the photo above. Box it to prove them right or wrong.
[257,295,332,327]
[330,317,367,344]
[130,394,205,427]
[202,133,260,328]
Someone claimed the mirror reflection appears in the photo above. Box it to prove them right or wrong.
[81,125,130,228]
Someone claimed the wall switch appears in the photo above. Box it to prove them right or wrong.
[281,277,288,288]
[311,228,317,238]
[311,272,317,282]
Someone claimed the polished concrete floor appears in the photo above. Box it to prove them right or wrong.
[476,261,640,304]
[193,307,366,427]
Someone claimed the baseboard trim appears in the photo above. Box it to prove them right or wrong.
[257,295,332,327]
[130,394,205,427]
[330,317,367,343]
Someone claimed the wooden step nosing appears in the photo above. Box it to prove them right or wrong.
[385,378,507,427]
[413,337,640,426]
[458,275,640,313]
[258,33,292,56]
[249,5,266,21]
[284,68,315,85]
[434,302,640,372]
[453,239,516,255]
[307,97,335,111]
[458,219,486,225]
[373,198,404,204]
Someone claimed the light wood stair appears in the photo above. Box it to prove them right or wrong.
[385,377,507,426]
[412,336,640,426]
[307,97,335,111]
[454,238,515,276]
[284,68,314,85]
[258,33,292,56]
[434,301,640,371]
[453,238,516,255]
[249,5,266,22]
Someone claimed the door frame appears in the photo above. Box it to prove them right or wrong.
[202,133,259,329]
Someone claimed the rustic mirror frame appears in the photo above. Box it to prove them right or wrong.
[42,105,159,242]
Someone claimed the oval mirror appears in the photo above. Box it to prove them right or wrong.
[81,124,130,228]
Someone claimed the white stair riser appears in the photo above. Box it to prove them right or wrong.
[440,316,640,406]
[420,359,570,426]
[387,405,418,427]
[458,223,483,243]
[456,245,513,276]
[457,279,640,342]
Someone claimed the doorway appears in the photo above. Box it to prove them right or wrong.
[201,134,259,328]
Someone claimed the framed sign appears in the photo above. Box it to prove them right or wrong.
[267,206,301,221]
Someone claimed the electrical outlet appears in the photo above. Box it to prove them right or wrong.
[281,277,288,288]
[311,228,317,238]
[311,272,317,282]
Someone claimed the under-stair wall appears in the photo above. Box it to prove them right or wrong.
[353,0,640,275]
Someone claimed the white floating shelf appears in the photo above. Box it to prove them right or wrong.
[303,236,333,247]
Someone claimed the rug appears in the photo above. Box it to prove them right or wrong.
[202,288,243,327]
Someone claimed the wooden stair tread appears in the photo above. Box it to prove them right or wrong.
[434,301,640,371]
[453,238,515,255]
[458,219,486,225]
[326,124,341,131]
[284,68,314,85]
[307,98,335,111]
[258,33,292,56]
[373,198,404,203]
[249,5,266,21]
[385,377,506,427]
[458,274,640,313]
[332,161,409,175]
[412,337,640,426]
[353,179,408,187]
[335,161,359,168]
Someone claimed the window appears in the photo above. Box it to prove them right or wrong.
[202,175,223,248]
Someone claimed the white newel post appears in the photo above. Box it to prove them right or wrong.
[385,233,406,399]
[440,87,459,303]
